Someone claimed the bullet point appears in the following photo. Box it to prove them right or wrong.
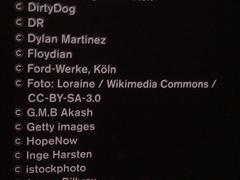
[15,33,24,42]
[14,152,22,160]
[14,137,22,146]
[15,79,23,88]
[14,123,23,132]
[15,2,24,11]
[14,108,23,117]
[14,64,24,73]
[13,165,22,174]
[15,49,24,58]
[15,17,24,27]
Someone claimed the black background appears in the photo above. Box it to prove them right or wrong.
[1,0,240,179]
